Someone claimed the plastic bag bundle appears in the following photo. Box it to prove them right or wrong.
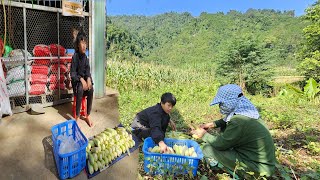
[49,74,65,83]
[49,44,66,57]
[29,84,47,95]
[30,73,48,84]
[33,44,51,65]
[9,49,32,58]
[7,80,29,97]
[51,64,67,74]
[57,134,80,154]
[6,65,31,84]
[31,65,49,75]
[49,83,65,91]
[33,44,51,57]
[3,45,13,57]
[0,63,13,118]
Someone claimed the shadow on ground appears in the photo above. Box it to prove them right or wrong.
[42,135,59,179]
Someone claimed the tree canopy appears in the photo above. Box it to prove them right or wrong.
[298,0,320,82]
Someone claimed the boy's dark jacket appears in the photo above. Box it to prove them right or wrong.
[135,103,170,143]
[70,52,92,85]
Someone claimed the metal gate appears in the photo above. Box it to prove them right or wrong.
[0,0,90,113]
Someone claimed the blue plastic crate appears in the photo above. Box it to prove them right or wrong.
[51,120,88,179]
[66,49,89,56]
[142,137,203,177]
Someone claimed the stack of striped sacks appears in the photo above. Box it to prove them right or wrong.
[49,44,68,91]
[5,49,32,97]
[30,45,50,95]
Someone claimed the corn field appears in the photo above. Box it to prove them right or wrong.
[106,58,219,127]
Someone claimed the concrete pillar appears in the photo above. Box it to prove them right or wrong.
[91,0,106,98]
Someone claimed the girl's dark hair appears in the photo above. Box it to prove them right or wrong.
[161,92,176,106]
[74,30,87,52]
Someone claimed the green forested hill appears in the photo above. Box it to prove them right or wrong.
[108,10,308,72]
[108,12,194,57]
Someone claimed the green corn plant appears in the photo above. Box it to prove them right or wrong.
[304,78,320,103]
[282,78,320,104]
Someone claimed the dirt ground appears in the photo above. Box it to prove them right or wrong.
[0,90,139,180]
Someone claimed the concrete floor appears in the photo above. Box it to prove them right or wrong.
[0,91,140,180]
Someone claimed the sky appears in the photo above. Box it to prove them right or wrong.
[106,0,316,17]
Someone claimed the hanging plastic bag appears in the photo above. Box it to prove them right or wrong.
[0,63,12,119]
[3,45,13,57]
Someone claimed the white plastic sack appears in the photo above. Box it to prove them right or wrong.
[7,80,29,97]
[5,49,32,70]
[6,65,31,84]
[0,65,13,119]
[57,134,80,154]
[9,49,32,58]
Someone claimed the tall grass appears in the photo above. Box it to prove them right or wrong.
[106,58,220,127]
[106,58,318,129]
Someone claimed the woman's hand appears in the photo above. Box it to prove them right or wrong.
[169,120,176,131]
[200,122,215,130]
[191,128,207,139]
[80,78,88,91]
[158,141,168,153]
